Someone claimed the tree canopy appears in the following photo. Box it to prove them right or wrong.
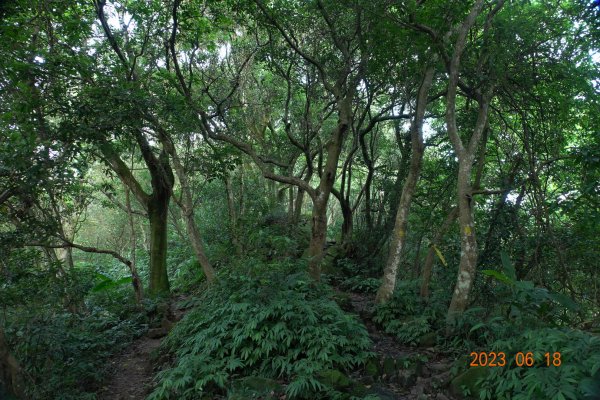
[1,0,599,399]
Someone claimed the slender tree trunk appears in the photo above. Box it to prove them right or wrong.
[288,186,294,223]
[158,132,217,282]
[376,66,435,303]
[308,199,328,279]
[148,191,170,295]
[340,198,353,243]
[293,187,305,224]
[125,187,143,303]
[412,236,423,278]
[306,95,352,280]
[442,0,501,328]
[225,174,242,255]
[0,327,25,399]
[364,167,374,229]
[447,162,478,320]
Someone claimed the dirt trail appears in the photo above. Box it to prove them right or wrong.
[346,291,456,400]
[98,296,190,400]
[98,336,161,400]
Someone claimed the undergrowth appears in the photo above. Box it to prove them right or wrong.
[148,262,373,400]
[7,304,147,400]
[479,328,600,400]
[373,279,444,345]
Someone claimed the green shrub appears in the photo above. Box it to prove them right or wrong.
[170,257,206,293]
[478,328,600,400]
[148,264,373,399]
[7,309,146,400]
[373,280,443,345]
[339,276,381,294]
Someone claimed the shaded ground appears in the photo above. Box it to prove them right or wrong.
[346,291,457,400]
[98,336,161,400]
[98,296,190,400]
[98,288,457,400]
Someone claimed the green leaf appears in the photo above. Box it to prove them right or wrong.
[91,276,132,292]
[481,269,515,286]
[432,244,448,267]
[500,251,517,281]
[579,378,600,398]
[547,293,580,312]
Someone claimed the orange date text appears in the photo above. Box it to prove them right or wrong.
[469,352,562,367]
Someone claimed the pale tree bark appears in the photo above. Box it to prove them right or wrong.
[224,173,242,256]
[375,66,435,303]
[288,186,294,223]
[156,130,217,283]
[293,187,306,224]
[125,187,144,303]
[420,126,490,298]
[443,0,503,327]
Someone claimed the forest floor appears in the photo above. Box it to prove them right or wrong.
[97,291,457,400]
[345,291,457,400]
[98,335,161,400]
[98,296,190,400]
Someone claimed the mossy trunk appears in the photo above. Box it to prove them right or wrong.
[446,161,478,326]
[308,200,328,280]
[148,192,170,295]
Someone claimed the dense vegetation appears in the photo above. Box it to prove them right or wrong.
[0,0,599,399]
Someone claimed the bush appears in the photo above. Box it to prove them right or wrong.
[148,263,373,399]
[373,280,444,345]
[340,276,381,294]
[6,309,146,400]
[478,328,600,400]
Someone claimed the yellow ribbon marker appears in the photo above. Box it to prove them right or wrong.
[432,244,448,267]
[464,225,472,236]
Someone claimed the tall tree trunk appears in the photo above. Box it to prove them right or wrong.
[332,189,353,244]
[125,187,143,303]
[307,95,351,280]
[293,187,305,224]
[99,141,175,296]
[363,167,374,229]
[0,327,25,399]
[443,0,500,327]
[225,174,242,255]
[308,199,328,279]
[446,162,479,317]
[288,186,294,222]
[148,190,170,295]
[340,199,353,243]
[412,236,423,279]
[154,124,217,282]
[376,66,435,303]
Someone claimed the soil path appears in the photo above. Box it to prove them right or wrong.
[98,336,161,400]
[345,290,457,400]
[98,296,190,400]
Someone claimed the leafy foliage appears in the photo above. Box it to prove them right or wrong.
[478,328,600,400]
[373,280,443,345]
[6,309,146,400]
[148,263,373,399]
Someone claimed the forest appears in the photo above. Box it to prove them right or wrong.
[0,0,599,399]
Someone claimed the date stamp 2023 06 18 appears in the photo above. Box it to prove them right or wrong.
[469,352,562,368]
